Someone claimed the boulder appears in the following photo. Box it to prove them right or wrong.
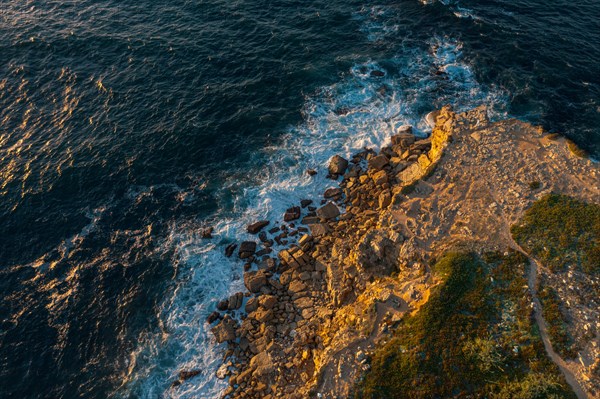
[425,110,440,129]
[225,243,237,257]
[309,223,331,236]
[328,155,348,175]
[228,292,244,310]
[238,241,257,259]
[294,297,314,309]
[247,220,269,234]
[300,199,313,208]
[251,307,274,323]
[206,311,221,324]
[178,369,202,381]
[371,170,388,186]
[288,279,307,294]
[379,191,392,209]
[302,216,320,225]
[245,297,259,313]
[368,154,389,171]
[298,234,312,246]
[250,352,275,378]
[211,315,238,343]
[259,295,278,310]
[324,188,342,198]
[391,132,415,149]
[395,125,413,135]
[411,138,432,152]
[284,206,301,222]
[244,270,268,293]
[316,202,340,220]
[216,299,229,311]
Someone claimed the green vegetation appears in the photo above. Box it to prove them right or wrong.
[538,284,579,359]
[354,251,576,399]
[511,194,600,274]
[566,139,590,158]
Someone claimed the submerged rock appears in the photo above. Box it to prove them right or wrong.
[225,243,237,257]
[201,227,213,239]
[300,199,313,208]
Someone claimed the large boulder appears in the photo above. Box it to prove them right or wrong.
[284,206,301,221]
[244,270,268,293]
[227,292,244,310]
[371,169,388,186]
[245,297,259,313]
[379,191,392,209]
[238,241,257,259]
[316,202,340,220]
[247,220,269,234]
[391,129,416,150]
[368,154,389,171]
[211,315,238,343]
[250,352,275,378]
[324,187,342,198]
[309,223,331,236]
[328,155,348,175]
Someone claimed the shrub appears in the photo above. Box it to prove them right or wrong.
[511,194,600,274]
[538,285,578,359]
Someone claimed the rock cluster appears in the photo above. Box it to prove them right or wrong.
[193,103,600,399]
[198,108,457,399]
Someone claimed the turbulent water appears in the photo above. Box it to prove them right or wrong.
[0,0,598,398]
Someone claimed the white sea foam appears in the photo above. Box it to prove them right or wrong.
[419,0,480,20]
[123,7,509,399]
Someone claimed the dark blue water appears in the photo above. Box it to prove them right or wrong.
[0,1,598,398]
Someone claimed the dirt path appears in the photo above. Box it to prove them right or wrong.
[513,242,589,398]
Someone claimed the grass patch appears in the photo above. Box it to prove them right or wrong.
[511,194,600,274]
[538,284,579,359]
[354,251,575,399]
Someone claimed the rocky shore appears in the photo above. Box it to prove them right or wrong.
[199,106,599,398]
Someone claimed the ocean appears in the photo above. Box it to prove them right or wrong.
[0,0,598,398]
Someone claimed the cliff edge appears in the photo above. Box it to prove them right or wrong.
[200,106,599,398]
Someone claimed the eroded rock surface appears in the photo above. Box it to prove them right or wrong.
[206,106,599,399]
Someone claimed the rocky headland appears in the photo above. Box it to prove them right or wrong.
[195,106,599,398]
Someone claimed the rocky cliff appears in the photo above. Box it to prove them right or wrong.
[199,106,599,399]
